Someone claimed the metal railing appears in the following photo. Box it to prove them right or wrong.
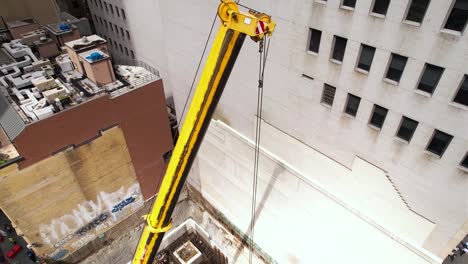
[110,73,159,98]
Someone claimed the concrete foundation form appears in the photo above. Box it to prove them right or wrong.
[79,185,276,264]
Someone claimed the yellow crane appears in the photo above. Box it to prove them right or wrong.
[132,1,275,263]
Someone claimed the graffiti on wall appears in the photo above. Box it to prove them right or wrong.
[40,183,143,259]
[112,196,136,213]
[74,213,109,236]
[50,249,69,261]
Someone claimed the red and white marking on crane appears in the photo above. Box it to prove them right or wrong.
[255,21,266,35]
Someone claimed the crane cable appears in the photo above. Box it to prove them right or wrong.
[178,12,218,125]
[249,35,271,264]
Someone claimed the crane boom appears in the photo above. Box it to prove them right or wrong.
[132,1,275,263]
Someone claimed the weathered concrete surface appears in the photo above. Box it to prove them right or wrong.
[80,187,271,264]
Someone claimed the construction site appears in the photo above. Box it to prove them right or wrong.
[0,0,467,263]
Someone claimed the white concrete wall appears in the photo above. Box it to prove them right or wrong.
[189,120,440,264]
[117,0,467,259]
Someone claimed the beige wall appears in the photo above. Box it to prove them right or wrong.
[80,58,115,86]
[65,43,110,77]
[0,0,60,25]
[0,127,144,260]
[64,46,83,73]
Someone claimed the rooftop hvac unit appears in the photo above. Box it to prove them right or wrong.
[56,55,74,73]
[31,76,56,91]
[41,65,54,77]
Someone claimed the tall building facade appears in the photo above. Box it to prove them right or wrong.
[95,0,467,263]
[86,0,135,65]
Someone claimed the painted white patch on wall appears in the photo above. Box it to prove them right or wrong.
[39,183,143,248]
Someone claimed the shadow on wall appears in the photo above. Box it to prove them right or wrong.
[232,164,285,263]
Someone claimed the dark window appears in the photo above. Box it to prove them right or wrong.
[104,2,108,12]
[460,152,468,168]
[396,116,418,142]
[109,4,114,14]
[372,0,391,15]
[453,75,468,106]
[131,50,135,59]
[426,130,453,157]
[109,38,113,46]
[120,27,124,37]
[344,94,361,116]
[321,84,336,106]
[125,47,129,56]
[121,9,126,19]
[342,0,357,8]
[98,0,102,8]
[417,64,444,94]
[357,44,376,71]
[99,17,103,25]
[405,0,430,23]
[369,105,388,129]
[308,28,322,53]
[104,20,108,29]
[331,36,347,62]
[114,24,118,32]
[385,54,408,83]
[444,0,468,32]
[110,23,113,32]
[119,44,123,52]
[116,7,120,17]
[72,0,79,8]
[126,30,131,40]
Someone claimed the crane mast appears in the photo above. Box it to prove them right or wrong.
[132,1,275,263]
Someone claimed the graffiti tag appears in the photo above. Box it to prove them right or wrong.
[74,213,108,236]
[111,196,136,213]
[54,233,74,248]
[50,249,69,260]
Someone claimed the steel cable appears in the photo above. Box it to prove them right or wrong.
[178,12,218,125]
[249,35,270,264]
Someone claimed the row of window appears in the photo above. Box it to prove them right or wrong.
[94,15,131,41]
[320,83,467,168]
[317,0,468,33]
[104,36,135,59]
[308,28,468,107]
[89,0,126,20]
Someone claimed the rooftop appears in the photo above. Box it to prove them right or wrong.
[6,18,36,29]
[44,21,77,35]
[64,35,106,52]
[0,39,159,126]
